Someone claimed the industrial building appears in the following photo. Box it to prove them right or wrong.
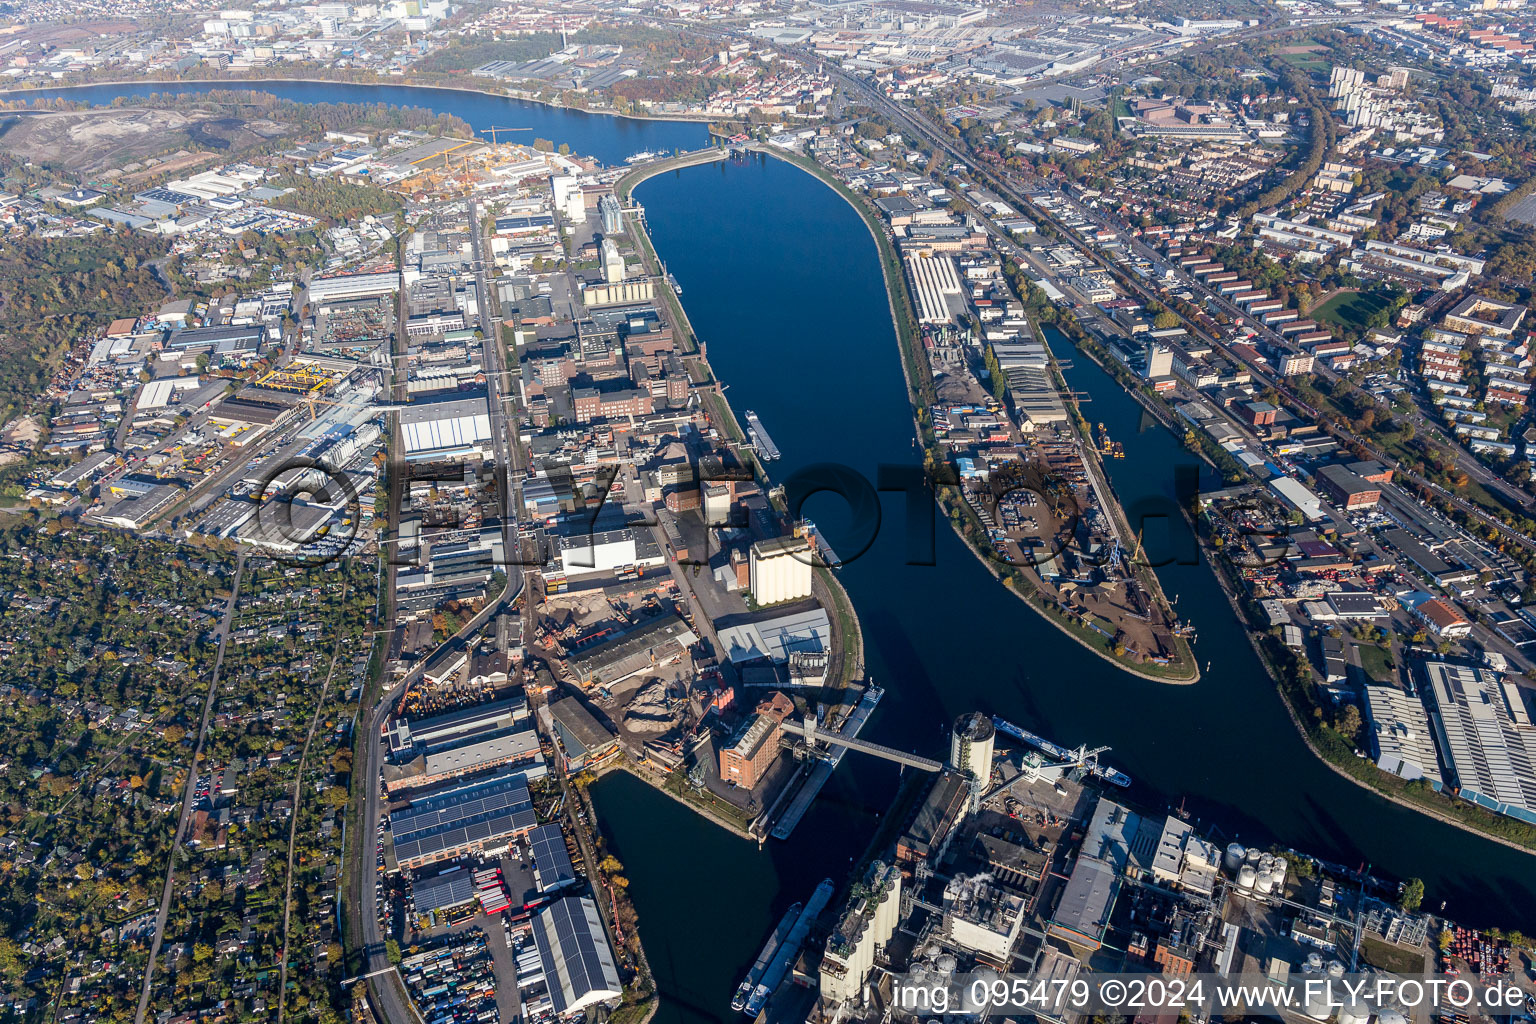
[941,872,1028,963]
[396,386,493,462]
[949,712,995,788]
[528,823,578,893]
[390,770,539,869]
[1423,661,1536,825]
[897,769,970,864]
[600,237,625,284]
[557,529,638,576]
[546,697,617,771]
[1363,684,1444,787]
[716,608,832,665]
[992,339,1068,426]
[720,709,784,791]
[308,269,400,305]
[906,251,964,324]
[529,896,624,1018]
[1267,476,1324,521]
[1048,799,1149,950]
[749,535,814,606]
[406,726,543,791]
[567,615,696,687]
[385,695,528,758]
[820,860,901,1005]
[1315,464,1382,509]
[410,866,481,915]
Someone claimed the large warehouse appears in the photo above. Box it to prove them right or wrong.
[308,269,401,305]
[716,608,832,665]
[528,823,578,893]
[905,251,963,324]
[1423,661,1536,825]
[529,896,624,1018]
[397,391,494,462]
[385,696,529,758]
[390,770,539,869]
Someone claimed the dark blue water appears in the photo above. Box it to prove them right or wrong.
[1,80,707,167]
[27,82,1536,1024]
[602,153,1536,1024]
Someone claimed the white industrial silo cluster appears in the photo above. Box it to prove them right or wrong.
[1222,843,1287,896]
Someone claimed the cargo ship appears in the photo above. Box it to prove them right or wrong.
[770,686,881,840]
[731,902,802,1012]
[744,879,834,1016]
[991,716,1132,787]
[744,410,781,461]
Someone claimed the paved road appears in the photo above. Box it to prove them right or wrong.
[133,551,246,1024]
[355,203,530,1024]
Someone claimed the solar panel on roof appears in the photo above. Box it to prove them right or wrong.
[529,824,576,891]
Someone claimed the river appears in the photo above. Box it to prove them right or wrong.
[2,80,708,167]
[25,80,1535,1024]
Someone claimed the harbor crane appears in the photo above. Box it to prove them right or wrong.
[984,742,1115,802]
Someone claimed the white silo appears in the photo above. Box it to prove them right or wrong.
[1272,857,1288,884]
[950,713,996,786]
[1306,953,1324,972]
[1224,843,1246,873]
[1237,865,1258,889]
[1245,847,1263,867]
[1256,872,1275,895]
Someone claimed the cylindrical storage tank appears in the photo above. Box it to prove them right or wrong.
[1327,961,1345,980]
[1258,853,1275,873]
[1237,865,1258,889]
[964,969,1001,1013]
[1378,1008,1408,1024]
[1301,966,1330,1021]
[1224,843,1246,873]
[1306,953,1324,972]
[936,954,958,977]
[1337,1001,1370,1024]
[1272,857,1288,884]
[1255,872,1275,894]
[1246,848,1263,866]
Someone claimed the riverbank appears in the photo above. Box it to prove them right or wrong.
[751,145,1197,684]
[1047,289,1536,854]
[0,72,718,126]
[601,146,878,846]
[1203,515,1536,856]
